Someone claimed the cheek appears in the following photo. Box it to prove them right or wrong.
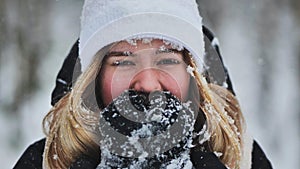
[178,72,191,100]
[100,66,191,105]
[100,68,132,106]
[161,68,190,101]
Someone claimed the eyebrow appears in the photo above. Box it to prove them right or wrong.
[106,48,183,57]
[105,51,134,57]
[156,48,183,54]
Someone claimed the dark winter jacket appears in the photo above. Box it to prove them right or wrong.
[13,26,273,169]
[13,138,271,169]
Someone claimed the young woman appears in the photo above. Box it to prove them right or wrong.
[14,0,272,168]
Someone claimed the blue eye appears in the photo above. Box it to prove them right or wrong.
[112,60,135,66]
[157,59,180,65]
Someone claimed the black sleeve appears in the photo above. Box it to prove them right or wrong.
[70,155,99,169]
[190,150,227,169]
[251,141,273,169]
[13,138,45,169]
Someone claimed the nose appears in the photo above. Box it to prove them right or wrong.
[130,68,162,93]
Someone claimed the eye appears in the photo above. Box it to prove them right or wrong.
[112,60,135,66]
[157,58,180,65]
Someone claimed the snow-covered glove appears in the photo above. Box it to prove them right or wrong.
[97,90,196,168]
[69,90,227,169]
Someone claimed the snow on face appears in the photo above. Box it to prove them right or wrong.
[125,37,184,52]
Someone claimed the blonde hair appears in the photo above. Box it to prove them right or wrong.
[186,52,245,168]
[42,49,245,169]
[42,57,102,168]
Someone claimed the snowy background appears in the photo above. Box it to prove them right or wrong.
[0,0,299,168]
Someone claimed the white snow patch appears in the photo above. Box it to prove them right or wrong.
[186,65,195,77]
[53,154,58,160]
[214,151,223,157]
[211,37,220,47]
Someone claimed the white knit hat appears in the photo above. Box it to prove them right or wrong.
[79,0,205,72]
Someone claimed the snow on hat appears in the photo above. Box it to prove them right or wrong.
[79,0,205,72]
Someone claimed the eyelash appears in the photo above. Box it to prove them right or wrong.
[108,49,182,67]
[157,58,180,65]
[112,60,135,66]
[111,58,180,67]
[157,48,182,54]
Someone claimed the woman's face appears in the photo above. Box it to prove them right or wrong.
[99,39,191,106]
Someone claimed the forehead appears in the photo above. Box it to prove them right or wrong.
[109,39,173,52]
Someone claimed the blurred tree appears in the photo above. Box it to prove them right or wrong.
[0,0,52,149]
[290,0,300,76]
[290,0,300,154]
[1,0,51,114]
[0,1,4,68]
[195,1,300,167]
[196,0,225,29]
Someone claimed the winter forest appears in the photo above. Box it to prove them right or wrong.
[0,0,299,168]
